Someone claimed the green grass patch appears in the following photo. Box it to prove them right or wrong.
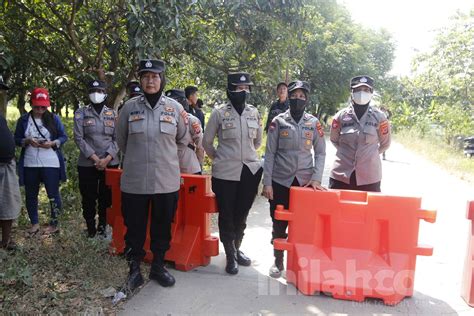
[395,129,474,183]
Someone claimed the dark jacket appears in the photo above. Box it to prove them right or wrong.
[264,99,289,132]
[190,107,205,130]
[14,112,68,186]
[0,114,15,163]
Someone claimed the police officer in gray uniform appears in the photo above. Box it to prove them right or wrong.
[203,72,263,275]
[262,80,326,278]
[165,89,204,174]
[73,80,119,238]
[116,59,187,292]
[329,75,391,192]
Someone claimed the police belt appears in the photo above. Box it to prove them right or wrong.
[187,144,196,151]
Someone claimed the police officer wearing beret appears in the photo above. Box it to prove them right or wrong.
[126,81,143,99]
[329,76,391,192]
[73,80,119,237]
[116,59,187,291]
[262,80,326,278]
[203,72,263,275]
[118,81,143,114]
[264,82,289,133]
[165,89,204,174]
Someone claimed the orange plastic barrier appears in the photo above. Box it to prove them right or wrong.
[273,188,436,305]
[461,200,474,306]
[105,168,219,271]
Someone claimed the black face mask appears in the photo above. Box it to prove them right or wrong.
[227,90,248,115]
[289,98,306,122]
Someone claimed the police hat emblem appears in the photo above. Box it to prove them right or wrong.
[92,81,99,87]
[134,87,140,92]
[350,75,374,89]
[138,59,166,74]
[288,80,310,93]
[227,72,253,86]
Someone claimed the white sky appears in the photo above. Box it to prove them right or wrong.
[339,0,473,77]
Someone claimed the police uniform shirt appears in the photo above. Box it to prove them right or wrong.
[203,103,262,181]
[73,105,119,167]
[329,104,391,185]
[116,95,187,194]
[177,113,204,174]
[263,111,326,188]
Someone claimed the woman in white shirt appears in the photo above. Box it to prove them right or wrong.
[14,88,68,236]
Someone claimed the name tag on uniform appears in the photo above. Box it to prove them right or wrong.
[129,114,144,121]
[104,120,114,127]
[162,115,173,123]
[84,119,95,126]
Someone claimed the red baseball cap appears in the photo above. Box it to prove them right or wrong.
[31,87,51,107]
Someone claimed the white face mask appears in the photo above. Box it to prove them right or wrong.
[352,91,372,105]
[89,92,106,104]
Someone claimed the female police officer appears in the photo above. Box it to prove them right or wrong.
[203,72,263,275]
[116,59,187,292]
[73,80,119,238]
[165,88,204,174]
[329,76,391,192]
[262,80,326,278]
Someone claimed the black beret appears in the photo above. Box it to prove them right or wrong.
[228,72,253,87]
[350,75,374,89]
[165,89,186,100]
[87,80,107,90]
[288,80,310,94]
[126,81,142,95]
[138,59,165,74]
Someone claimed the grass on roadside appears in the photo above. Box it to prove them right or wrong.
[394,129,474,183]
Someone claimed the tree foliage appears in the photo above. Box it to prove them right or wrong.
[384,10,474,143]
[0,0,395,120]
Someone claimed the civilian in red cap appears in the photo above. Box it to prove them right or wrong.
[14,87,68,236]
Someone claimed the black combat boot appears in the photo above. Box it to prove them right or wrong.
[223,241,239,275]
[86,220,96,238]
[149,252,175,287]
[269,250,284,278]
[234,238,251,266]
[123,259,144,293]
[97,213,106,237]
